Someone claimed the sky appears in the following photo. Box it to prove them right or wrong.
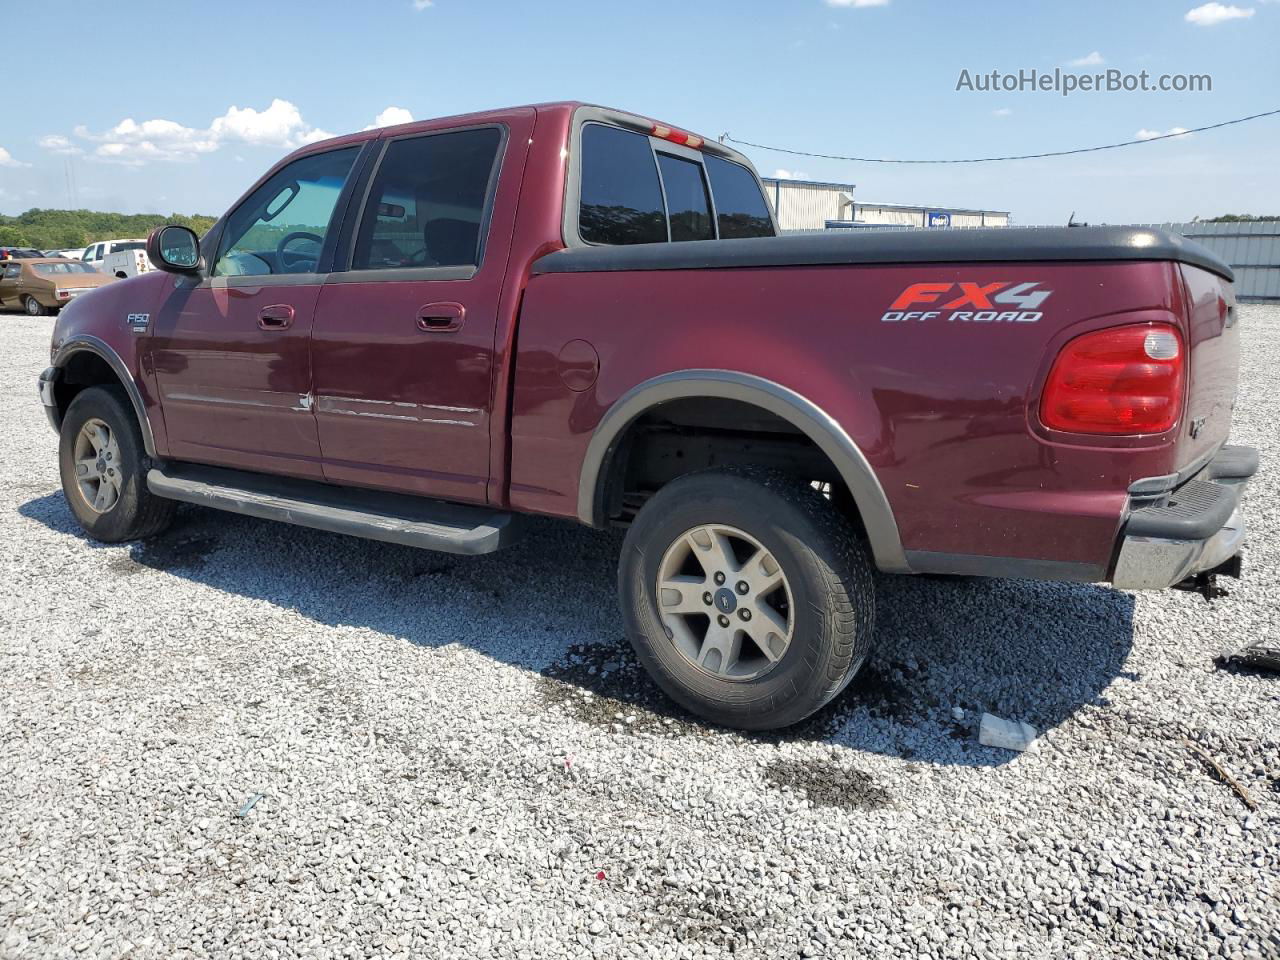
[1,0,1276,226]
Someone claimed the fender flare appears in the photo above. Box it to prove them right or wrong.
[52,335,158,458]
[577,369,910,573]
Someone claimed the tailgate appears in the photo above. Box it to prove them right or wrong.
[1178,264,1240,472]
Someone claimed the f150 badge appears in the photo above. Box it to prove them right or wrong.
[881,282,1052,324]
[127,313,150,333]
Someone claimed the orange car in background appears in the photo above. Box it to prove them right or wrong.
[0,258,114,315]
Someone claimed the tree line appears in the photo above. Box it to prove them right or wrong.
[0,208,218,251]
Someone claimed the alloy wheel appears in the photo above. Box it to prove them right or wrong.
[654,523,794,680]
[72,417,123,514]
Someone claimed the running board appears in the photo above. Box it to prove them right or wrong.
[147,463,518,555]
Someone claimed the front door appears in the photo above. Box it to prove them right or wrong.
[150,145,363,479]
[311,121,525,503]
[0,262,20,307]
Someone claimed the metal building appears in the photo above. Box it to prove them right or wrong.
[1136,220,1280,301]
[759,176,1010,231]
[758,177,855,231]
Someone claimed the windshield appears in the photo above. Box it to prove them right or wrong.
[34,262,100,275]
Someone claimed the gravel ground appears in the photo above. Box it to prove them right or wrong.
[1,304,1278,960]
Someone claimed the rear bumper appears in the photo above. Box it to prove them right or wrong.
[1111,444,1256,590]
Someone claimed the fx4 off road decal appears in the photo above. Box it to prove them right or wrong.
[881,282,1052,324]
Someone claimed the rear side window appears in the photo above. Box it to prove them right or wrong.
[705,155,774,239]
[352,127,503,271]
[657,154,714,242]
[579,124,667,245]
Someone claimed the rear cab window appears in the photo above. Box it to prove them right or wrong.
[578,124,667,245]
[704,155,774,239]
[575,119,774,246]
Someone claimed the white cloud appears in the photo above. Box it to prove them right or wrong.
[39,135,83,156]
[412,0,432,8]
[1067,51,1105,66]
[73,116,220,165]
[64,99,334,165]
[0,146,29,168]
[772,168,810,180]
[992,107,1013,117]
[1185,2,1254,24]
[297,127,337,146]
[825,0,889,7]
[363,106,415,131]
[1136,126,1192,140]
[209,99,323,148]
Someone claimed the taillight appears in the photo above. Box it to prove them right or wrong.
[1040,322,1185,435]
[650,123,704,149]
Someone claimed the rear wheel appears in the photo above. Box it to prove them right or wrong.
[618,469,876,730]
[23,295,48,317]
[58,386,175,542]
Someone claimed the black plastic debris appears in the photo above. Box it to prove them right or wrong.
[1216,643,1280,674]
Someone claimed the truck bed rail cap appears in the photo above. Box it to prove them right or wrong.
[533,226,1233,281]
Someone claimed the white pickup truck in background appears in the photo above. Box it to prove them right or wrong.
[80,238,152,278]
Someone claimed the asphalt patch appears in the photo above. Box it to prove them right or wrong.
[538,643,918,744]
[844,659,929,721]
[763,758,890,811]
[113,530,221,574]
[537,642,706,738]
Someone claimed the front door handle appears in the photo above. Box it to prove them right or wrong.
[259,304,295,330]
[417,301,465,333]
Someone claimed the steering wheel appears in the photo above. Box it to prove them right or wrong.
[277,231,323,271]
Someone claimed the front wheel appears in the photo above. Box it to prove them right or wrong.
[58,386,175,542]
[618,469,876,731]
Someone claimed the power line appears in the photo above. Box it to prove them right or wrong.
[722,107,1280,164]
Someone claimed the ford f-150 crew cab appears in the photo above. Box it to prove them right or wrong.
[38,102,1256,730]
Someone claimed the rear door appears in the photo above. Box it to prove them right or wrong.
[310,116,528,503]
[149,145,365,479]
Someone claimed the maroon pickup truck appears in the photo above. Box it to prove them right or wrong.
[39,102,1255,730]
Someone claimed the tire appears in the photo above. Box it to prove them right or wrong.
[618,468,876,731]
[23,295,48,317]
[58,386,176,542]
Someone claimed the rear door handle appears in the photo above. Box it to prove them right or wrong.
[417,301,465,333]
[259,304,295,329]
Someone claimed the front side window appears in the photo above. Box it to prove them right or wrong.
[213,146,360,277]
[657,153,714,242]
[351,127,503,271]
[705,155,774,239]
[2,264,20,279]
[579,124,667,245]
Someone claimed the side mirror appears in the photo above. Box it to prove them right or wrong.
[147,225,201,274]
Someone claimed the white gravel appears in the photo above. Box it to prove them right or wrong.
[1,304,1278,960]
